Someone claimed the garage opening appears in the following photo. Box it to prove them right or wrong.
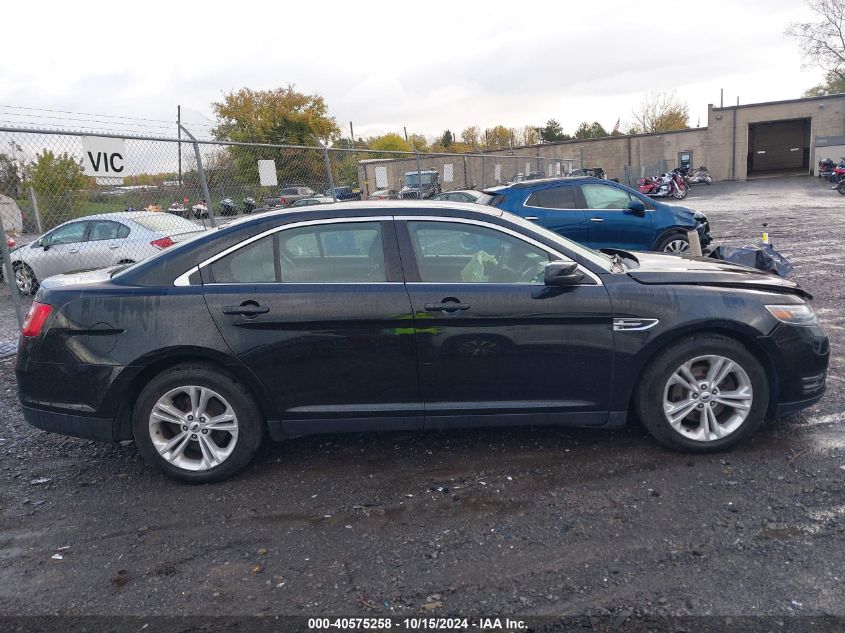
[747,118,811,178]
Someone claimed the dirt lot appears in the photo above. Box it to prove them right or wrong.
[0,177,844,628]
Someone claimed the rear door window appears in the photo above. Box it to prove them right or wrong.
[525,186,578,209]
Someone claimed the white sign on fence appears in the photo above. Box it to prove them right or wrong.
[443,164,454,183]
[494,164,502,182]
[375,166,388,188]
[258,160,278,186]
[82,136,126,184]
[555,162,562,177]
[526,162,531,175]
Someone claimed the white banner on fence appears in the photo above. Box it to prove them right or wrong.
[374,166,388,188]
[526,162,531,175]
[258,160,278,187]
[443,164,454,183]
[82,136,126,184]
[494,164,502,182]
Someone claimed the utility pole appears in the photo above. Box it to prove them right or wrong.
[403,126,408,143]
[349,121,355,145]
[177,105,182,185]
[720,89,724,108]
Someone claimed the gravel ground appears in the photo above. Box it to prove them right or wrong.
[0,177,844,627]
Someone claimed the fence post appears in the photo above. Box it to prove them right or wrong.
[179,124,217,228]
[322,146,337,202]
[0,208,23,328]
[28,186,43,234]
[415,152,422,199]
[481,154,486,189]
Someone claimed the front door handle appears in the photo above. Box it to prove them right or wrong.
[589,217,604,222]
[68,249,79,254]
[524,216,539,221]
[425,302,470,313]
[222,304,269,317]
[109,244,120,249]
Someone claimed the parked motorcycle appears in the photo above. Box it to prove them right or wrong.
[220,198,238,216]
[818,158,836,179]
[638,170,688,199]
[828,158,845,184]
[689,166,713,185]
[243,197,257,214]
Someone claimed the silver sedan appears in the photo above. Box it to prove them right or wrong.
[9,211,206,294]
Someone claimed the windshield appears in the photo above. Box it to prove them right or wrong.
[133,214,203,234]
[502,212,614,271]
[405,173,436,187]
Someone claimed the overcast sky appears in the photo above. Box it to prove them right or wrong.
[0,0,824,142]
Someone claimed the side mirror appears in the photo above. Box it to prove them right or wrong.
[627,199,646,216]
[544,260,583,286]
[41,239,50,251]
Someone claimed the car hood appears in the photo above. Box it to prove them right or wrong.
[625,252,811,299]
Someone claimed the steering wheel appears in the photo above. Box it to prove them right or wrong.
[518,259,546,283]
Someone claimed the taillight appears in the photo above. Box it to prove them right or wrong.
[279,197,286,205]
[150,236,175,250]
[6,237,15,248]
[22,301,52,337]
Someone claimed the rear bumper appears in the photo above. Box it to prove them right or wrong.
[22,405,115,442]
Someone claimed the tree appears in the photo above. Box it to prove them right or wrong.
[28,150,90,223]
[519,125,541,146]
[540,119,569,143]
[632,92,690,132]
[0,153,21,198]
[787,0,845,91]
[368,134,411,154]
[482,125,514,149]
[439,129,454,149]
[460,126,480,148]
[574,121,609,139]
[804,69,845,95]
[407,134,429,152]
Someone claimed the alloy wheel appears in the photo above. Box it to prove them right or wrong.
[148,385,239,471]
[662,354,753,442]
[15,266,33,294]
[663,239,690,254]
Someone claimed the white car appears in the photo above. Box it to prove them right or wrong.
[9,211,206,294]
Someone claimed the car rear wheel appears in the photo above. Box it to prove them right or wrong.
[656,233,690,254]
[14,263,37,295]
[635,335,769,452]
[133,363,264,482]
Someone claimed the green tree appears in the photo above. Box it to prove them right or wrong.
[368,133,412,154]
[439,129,454,149]
[540,119,569,143]
[460,126,480,149]
[483,125,514,149]
[787,0,845,91]
[0,153,21,198]
[632,92,690,132]
[804,70,845,95]
[211,86,341,189]
[574,121,609,139]
[408,133,429,152]
[520,125,541,145]
[28,150,89,221]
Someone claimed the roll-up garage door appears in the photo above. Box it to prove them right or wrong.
[748,118,810,173]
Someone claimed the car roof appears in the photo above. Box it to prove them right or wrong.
[59,210,167,224]
[485,176,603,192]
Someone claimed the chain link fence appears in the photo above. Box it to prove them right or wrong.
[0,125,584,355]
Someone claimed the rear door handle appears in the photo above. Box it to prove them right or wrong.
[68,249,79,254]
[589,217,604,222]
[424,302,470,312]
[109,244,120,249]
[524,216,539,221]
[222,305,269,317]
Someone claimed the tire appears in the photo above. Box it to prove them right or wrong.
[133,363,264,483]
[672,185,688,199]
[837,182,845,196]
[655,232,690,254]
[634,334,769,453]
[13,262,37,295]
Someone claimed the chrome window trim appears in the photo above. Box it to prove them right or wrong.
[174,266,199,287]
[397,215,603,286]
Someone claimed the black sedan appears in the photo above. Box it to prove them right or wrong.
[16,202,828,482]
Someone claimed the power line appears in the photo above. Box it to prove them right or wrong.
[0,103,216,127]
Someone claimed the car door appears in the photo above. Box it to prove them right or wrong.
[200,217,423,434]
[396,217,614,428]
[80,220,131,270]
[29,220,90,279]
[520,184,590,244]
[579,182,654,251]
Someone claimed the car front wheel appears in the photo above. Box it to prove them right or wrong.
[635,335,769,452]
[133,363,264,482]
[655,233,690,254]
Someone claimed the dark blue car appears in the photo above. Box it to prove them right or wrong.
[480,177,711,253]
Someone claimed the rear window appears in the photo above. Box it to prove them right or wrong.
[132,214,201,234]
[476,192,507,207]
[526,186,577,209]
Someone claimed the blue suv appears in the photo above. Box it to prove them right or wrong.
[480,177,711,253]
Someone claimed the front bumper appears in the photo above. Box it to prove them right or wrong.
[760,323,829,417]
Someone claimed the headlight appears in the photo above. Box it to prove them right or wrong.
[765,304,818,326]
